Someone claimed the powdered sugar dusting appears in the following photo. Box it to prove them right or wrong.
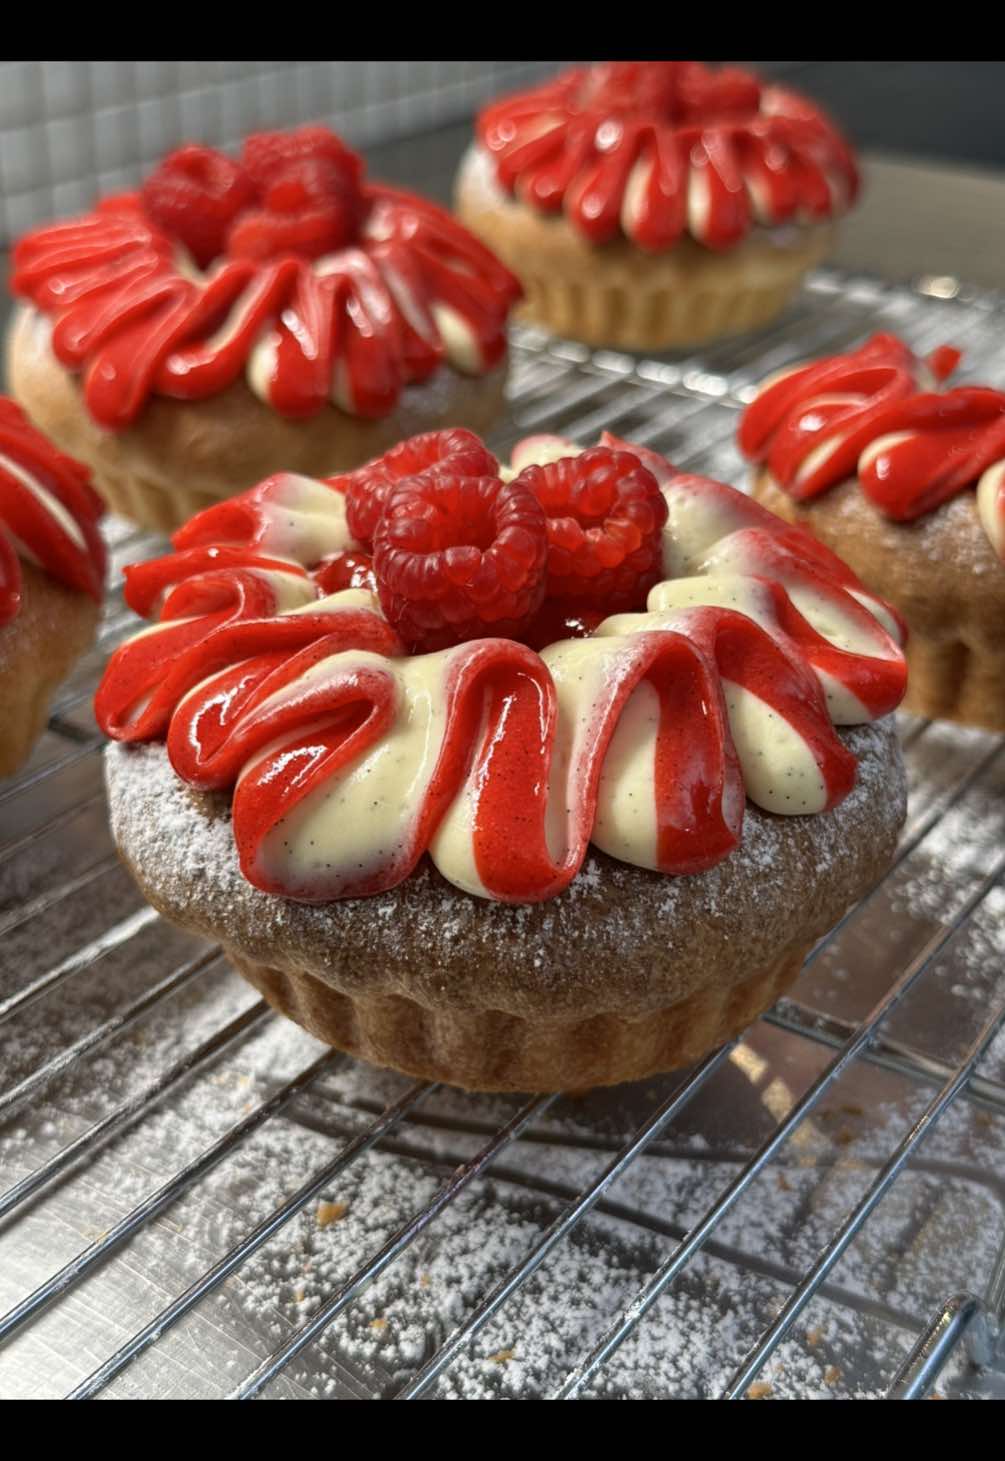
[3,982,1003,1399]
[101,723,904,1013]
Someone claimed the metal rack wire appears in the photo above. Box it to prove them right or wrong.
[1,266,1004,1400]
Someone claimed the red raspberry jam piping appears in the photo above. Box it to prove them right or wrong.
[738,332,1005,561]
[12,176,521,429]
[475,61,857,252]
[94,433,906,905]
[0,397,105,626]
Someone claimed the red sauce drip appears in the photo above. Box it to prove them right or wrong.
[0,397,105,626]
[738,332,1005,525]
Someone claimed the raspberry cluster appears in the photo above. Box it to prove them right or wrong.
[141,126,366,269]
[332,430,668,654]
[585,61,762,123]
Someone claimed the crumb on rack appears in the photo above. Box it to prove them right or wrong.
[805,1327,823,1347]
[746,1381,773,1400]
[489,1348,515,1365]
[370,1317,388,1331]
[824,1365,842,1385]
[316,1200,348,1228]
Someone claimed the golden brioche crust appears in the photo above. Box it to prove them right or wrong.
[6,306,508,534]
[227,945,809,1092]
[454,145,833,352]
[0,559,100,776]
[105,724,905,1091]
[752,468,1005,732]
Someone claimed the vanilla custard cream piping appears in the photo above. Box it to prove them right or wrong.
[243,584,850,901]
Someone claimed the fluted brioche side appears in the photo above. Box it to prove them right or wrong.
[226,946,809,1092]
[454,143,833,351]
[512,272,812,353]
[105,726,905,1090]
[75,464,229,536]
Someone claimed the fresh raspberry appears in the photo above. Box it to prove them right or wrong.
[142,145,256,268]
[226,202,349,263]
[373,471,547,653]
[226,129,369,263]
[515,447,668,612]
[585,62,760,125]
[263,158,364,242]
[587,61,679,117]
[338,466,396,548]
[241,125,364,196]
[313,551,376,595]
[679,64,761,120]
[332,429,497,548]
[262,158,337,210]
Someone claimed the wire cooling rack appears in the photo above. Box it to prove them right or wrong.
[1,266,1004,1400]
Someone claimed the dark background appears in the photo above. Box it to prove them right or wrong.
[750,62,1005,170]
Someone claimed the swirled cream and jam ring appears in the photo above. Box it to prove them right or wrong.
[475,60,858,252]
[95,432,907,906]
[12,153,521,432]
[738,331,1005,561]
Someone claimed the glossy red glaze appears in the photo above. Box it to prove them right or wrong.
[12,177,521,429]
[314,551,376,595]
[476,61,858,252]
[0,397,105,626]
[150,603,857,902]
[94,432,907,903]
[738,333,1005,536]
